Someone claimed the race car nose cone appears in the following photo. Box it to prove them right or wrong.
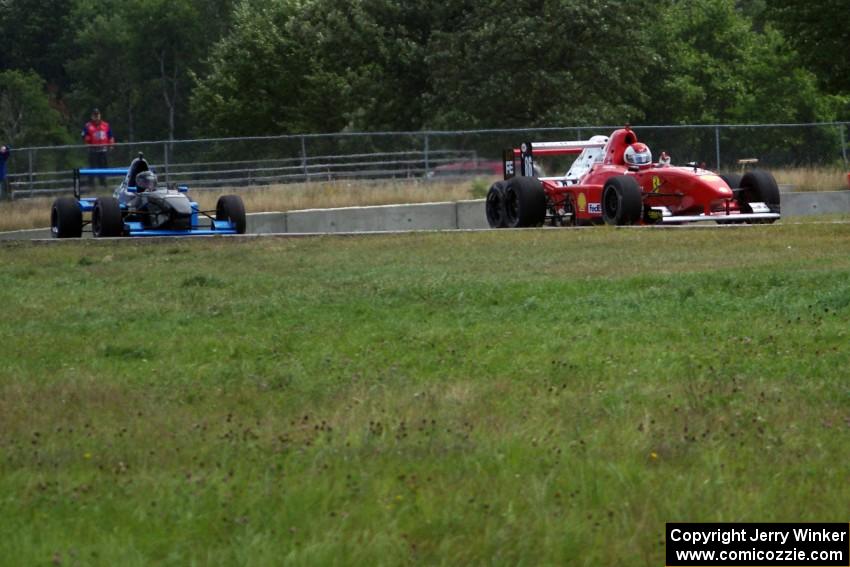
[701,174,733,197]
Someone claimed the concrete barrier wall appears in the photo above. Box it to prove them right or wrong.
[456,199,490,229]
[248,192,850,234]
[780,191,850,217]
[285,202,458,233]
[247,212,287,234]
[4,192,850,240]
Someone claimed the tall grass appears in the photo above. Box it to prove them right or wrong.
[772,166,849,192]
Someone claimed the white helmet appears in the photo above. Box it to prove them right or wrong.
[624,142,652,167]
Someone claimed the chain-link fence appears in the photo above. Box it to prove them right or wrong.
[2,122,848,200]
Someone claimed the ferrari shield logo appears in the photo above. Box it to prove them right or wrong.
[652,176,662,193]
[578,192,587,212]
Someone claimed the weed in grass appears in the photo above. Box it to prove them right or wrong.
[101,345,153,361]
[180,274,224,288]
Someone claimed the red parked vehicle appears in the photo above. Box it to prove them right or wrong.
[486,126,780,227]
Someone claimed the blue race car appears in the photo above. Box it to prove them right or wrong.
[50,154,246,238]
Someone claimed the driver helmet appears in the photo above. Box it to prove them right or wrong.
[624,142,652,167]
[135,171,157,192]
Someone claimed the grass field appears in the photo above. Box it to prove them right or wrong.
[2,224,850,565]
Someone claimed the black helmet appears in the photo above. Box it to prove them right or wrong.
[136,171,157,192]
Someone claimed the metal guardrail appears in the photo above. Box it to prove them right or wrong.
[2,122,848,200]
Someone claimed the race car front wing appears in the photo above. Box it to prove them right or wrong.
[651,202,780,223]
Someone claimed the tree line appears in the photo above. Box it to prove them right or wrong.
[0,0,847,149]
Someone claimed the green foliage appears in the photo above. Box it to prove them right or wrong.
[192,0,435,135]
[190,0,319,136]
[0,70,72,147]
[65,3,139,140]
[191,0,844,137]
[767,0,850,98]
[639,0,842,166]
[0,0,848,141]
[425,0,656,128]
[66,0,234,142]
[0,0,76,91]
[644,0,836,125]
[194,0,660,133]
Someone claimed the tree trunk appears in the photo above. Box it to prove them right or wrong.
[158,49,178,143]
[126,93,135,143]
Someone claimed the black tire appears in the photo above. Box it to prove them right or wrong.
[503,176,546,228]
[216,195,246,234]
[485,181,507,228]
[719,172,742,189]
[738,170,780,220]
[602,176,643,226]
[51,196,82,238]
[92,197,123,237]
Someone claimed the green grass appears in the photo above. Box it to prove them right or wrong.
[2,225,850,565]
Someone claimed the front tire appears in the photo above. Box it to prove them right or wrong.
[738,170,780,222]
[92,197,123,237]
[51,197,82,238]
[216,195,246,234]
[503,176,546,228]
[602,176,642,226]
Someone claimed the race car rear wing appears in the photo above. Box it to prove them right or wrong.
[73,167,129,199]
[503,141,607,180]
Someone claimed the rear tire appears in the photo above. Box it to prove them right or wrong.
[216,195,246,234]
[51,197,82,238]
[503,176,546,228]
[738,170,780,222]
[92,197,123,237]
[485,181,507,228]
[602,176,643,226]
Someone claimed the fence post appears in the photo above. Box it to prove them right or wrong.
[841,124,848,168]
[28,149,34,194]
[423,133,430,179]
[715,126,721,170]
[163,141,170,183]
[300,136,308,182]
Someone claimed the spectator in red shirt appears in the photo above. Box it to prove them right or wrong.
[81,108,115,187]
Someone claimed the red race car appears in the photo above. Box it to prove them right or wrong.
[485,126,780,227]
